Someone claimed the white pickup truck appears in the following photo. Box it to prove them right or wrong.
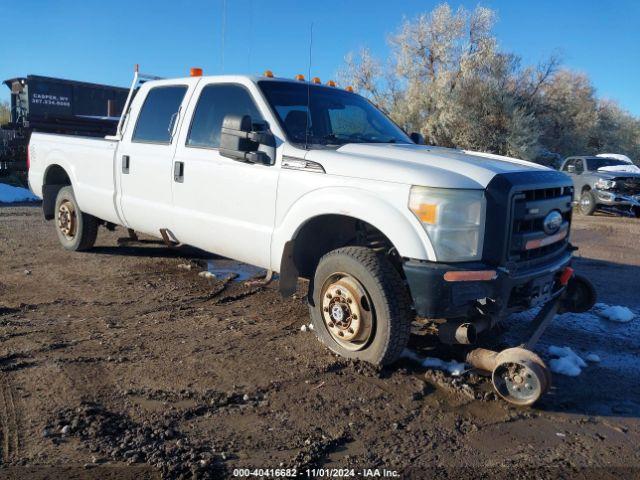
[28,69,594,404]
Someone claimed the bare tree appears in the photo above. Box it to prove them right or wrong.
[0,101,10,125]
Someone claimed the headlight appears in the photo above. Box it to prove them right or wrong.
[595,178,616,190]
[409,186,486,262]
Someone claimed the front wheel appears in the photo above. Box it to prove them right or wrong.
[578,190,597,216]
[54,186,99,251]
[309,246,413,365]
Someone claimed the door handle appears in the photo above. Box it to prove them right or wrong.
[122,155,130,174]
[173,161,184,183]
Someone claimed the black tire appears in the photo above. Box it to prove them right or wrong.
[578,190,597,216]
[309,246,413,365]
[54,186,98,251]
[559,273,597,314]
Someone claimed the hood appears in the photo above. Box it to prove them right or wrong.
[597,164,640,176]
[305,143,550,189]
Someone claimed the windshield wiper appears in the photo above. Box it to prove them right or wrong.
[321,134,351,145]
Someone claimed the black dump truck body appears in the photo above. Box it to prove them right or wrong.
[1,75,129,179]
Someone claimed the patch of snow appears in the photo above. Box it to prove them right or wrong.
[597,164,640,174]
[401,349,467,376]
[206,260,266,282]
[548,345,586,376]
[300,325,307,332]
[595,304,635,323]
[596,153,632,163]
[549,356,582,376]
[548,346,587,367]
[0,184,39,203]
[308,323,314,331]
[198,271,216,279]
[585,353,601,363]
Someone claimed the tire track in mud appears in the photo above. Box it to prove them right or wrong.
[214,286,265,305]
[0,372,21,464]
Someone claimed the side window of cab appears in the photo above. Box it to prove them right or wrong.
[132,85,188,144]
[187,84,263,149]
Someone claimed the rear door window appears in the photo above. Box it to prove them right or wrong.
[132,86,188,144]
[187,84,263,149]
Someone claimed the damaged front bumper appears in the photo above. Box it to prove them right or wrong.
[402,251,572,319]
[594,189,640,208]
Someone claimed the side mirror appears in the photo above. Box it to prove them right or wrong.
[219,114,275,165]
[410,132,425,145]
[567,165,576,173]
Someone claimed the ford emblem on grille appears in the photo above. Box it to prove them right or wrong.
[543,210,563,235]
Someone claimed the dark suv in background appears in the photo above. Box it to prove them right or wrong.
[560,156,640,217]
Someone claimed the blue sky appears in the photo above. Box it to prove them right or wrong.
[1,0,638,115]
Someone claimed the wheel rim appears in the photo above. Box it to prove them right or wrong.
[492,361,546,406]
[491,348,550,406]
[57,199,77,240]
[580,194,592,213]
[320,274,374,351]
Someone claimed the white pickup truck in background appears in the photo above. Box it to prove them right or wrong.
[28,68,595,405]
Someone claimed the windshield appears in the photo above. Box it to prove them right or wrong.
[258,80,412,147]
[587,158,629,170]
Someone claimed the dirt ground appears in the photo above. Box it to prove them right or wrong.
[0,205,639,479]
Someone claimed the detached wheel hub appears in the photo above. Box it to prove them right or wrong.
[491,348,550,406]
[321,276,373,350]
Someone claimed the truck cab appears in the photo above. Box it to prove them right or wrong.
[28,70,592,404]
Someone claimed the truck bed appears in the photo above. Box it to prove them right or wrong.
[29,132,121,225]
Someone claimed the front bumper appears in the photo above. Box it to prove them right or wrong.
[595,189,640,208]
[403,251,572,318]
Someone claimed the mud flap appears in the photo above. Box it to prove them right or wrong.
[278,240,299,297]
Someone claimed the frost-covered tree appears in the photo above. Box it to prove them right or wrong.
[339,4,551,160]
[591,100,640,161]
[536,70,598,157]
[338,2,638,163]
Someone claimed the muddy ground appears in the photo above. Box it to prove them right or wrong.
[0,205,639,479]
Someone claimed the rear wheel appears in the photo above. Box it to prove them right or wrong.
[578,190,597,216]
[54,186,98,251]
[309,246,413,365]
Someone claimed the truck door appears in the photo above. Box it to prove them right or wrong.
[561,158,581,199]
[116,82,193,236]
[170,81,279,269]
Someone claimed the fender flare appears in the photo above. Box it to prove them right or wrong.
[272,187,435,291]
[41,156,77,220]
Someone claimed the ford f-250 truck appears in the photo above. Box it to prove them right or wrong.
[28,68,595,405]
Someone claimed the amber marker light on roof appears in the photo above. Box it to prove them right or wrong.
[345,85,354,92]
[326,80,336,87]
[295,74,305,81]
[190,67,203,77]
[312,77,321,84]
[263,70,274,77]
